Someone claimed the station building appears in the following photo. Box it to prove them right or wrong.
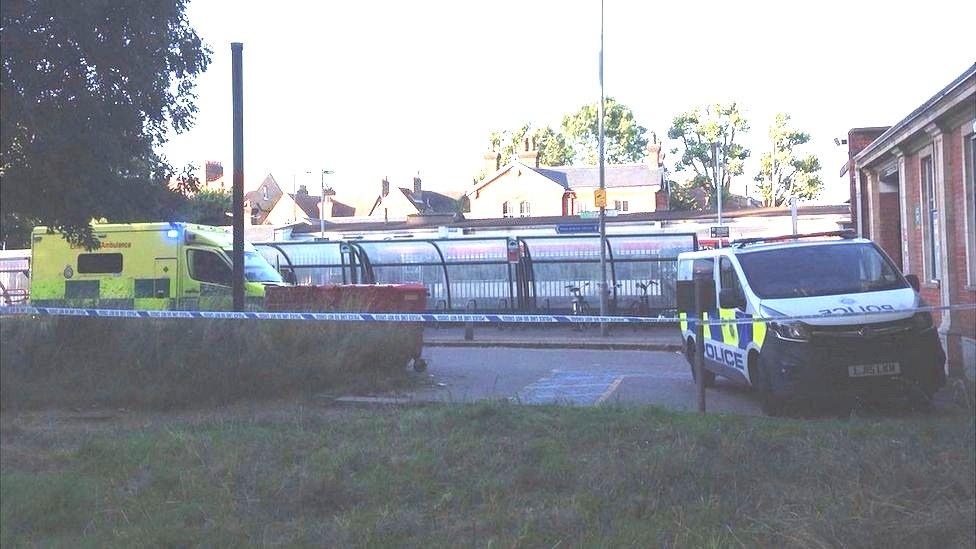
[844,63,976,380]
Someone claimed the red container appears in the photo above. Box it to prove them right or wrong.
[265,284,427,313]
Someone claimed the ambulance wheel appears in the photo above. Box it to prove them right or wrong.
[412,358,427,373]
[686,339,715,388]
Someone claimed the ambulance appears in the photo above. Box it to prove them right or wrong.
[30,222,283,310]
[677,231,945,415]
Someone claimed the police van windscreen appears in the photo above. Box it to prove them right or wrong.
[243,251,283,283]
[736,242,908,299]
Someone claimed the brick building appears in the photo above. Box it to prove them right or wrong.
[844,63,976,380]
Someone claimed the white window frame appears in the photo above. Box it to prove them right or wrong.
[502,201,512,218]
[963,127,976,287]
[519,201,530,217]
[919,153,941,282]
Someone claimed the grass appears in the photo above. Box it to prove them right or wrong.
[1,401,973,548]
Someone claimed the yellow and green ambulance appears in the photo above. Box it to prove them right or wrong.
[30,222,283,310]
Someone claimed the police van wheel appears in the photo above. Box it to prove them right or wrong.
[686,339,715,388]
[412,358,428,373]
[757,367,786,417]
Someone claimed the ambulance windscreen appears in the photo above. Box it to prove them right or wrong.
[243,251,284,283]
[737,243,907,299]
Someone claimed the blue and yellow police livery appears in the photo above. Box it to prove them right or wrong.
[677,233,945,415]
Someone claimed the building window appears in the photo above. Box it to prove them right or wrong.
[614,200,629,212]
[921,156,940,281]
[77,253,123,274]
[262,186,269,200]
[965,133,976,285]
[502,201,512,218]
[519,201,531,217]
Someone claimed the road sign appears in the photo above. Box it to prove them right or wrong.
[579,210,599,219]
[506,237,519,264]
[710,226,730,238]
[556,223,599,234]
[605,209,619,217]
[594,188,607,208]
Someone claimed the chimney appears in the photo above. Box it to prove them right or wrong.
[297,184,308,196]
[413,173,422,194]
[483,148,501,174]
[647,133,662,168]
[381,177,390,197]
[205,160,223,182]
[517,136,539,168]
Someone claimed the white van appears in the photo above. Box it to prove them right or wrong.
[676,231,945,415]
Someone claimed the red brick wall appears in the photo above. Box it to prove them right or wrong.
[847,128,889,235]
[877,192,901,267]
[944,126,976,369]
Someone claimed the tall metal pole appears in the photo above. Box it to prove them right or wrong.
[711,142,721,248]
[231,43,245,311]
[320,169,333,239]
[598,0,609,335]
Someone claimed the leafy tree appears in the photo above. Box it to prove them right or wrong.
[178,190,232,226]
[489,124,573,168]
[1,0,211,248]
[561,97,648,165]
[667,103,750,210]
[754,113,823,207]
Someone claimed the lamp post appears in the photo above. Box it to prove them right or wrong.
[597,0,609,336]
[320,169,333,238]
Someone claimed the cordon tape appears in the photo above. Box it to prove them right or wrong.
[0,304,973,326]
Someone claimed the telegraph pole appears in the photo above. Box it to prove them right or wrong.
[231,43,245,311]
[597,0,609,336]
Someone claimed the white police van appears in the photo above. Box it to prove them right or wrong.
[677,231,945,415]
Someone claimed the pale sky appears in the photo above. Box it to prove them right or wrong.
[163,0,976,211]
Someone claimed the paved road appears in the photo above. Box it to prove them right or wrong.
[404,346,761,415]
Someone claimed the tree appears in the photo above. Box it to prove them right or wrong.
[1,0,211,248]
[178,190,232,226]
[561,97,648,165]
[667,103,750,210]
[489,124,573,167]
[754,113,823,207]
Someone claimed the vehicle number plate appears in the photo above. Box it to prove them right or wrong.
[848,362,900,377]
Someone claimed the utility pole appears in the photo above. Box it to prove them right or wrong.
[320,169,333,238]
[597,0,609,336]
[231,42,245,312]
[711,142,722,248]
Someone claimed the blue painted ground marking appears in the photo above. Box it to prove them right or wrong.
[515,371,624,406]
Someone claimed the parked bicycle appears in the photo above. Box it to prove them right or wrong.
[630,280,659,317]
[566,282,591,330]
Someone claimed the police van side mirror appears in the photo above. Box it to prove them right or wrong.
[905,274,920,292]
[719,288,743,310]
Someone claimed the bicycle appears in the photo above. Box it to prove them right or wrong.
[630,280,659,317]
[565,282,591,330]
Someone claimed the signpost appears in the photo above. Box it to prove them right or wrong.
[593,188,607,209]
[710,226,730,238]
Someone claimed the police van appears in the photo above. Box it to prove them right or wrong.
[30,222,284,310]
[677,231,945,415]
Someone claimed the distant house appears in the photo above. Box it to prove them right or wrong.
[466,138,667,219]
[243,175,357,225]
[368,175,458,221]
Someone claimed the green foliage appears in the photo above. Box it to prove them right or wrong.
[561,97,649,165]
[754,113,823,206]
[667,103,750,210]
[178,190,232,226]
[0,0,211,248]
[489,124,573,168]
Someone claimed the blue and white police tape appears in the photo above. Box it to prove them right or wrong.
[0,303,973,325]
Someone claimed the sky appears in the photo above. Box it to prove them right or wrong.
[163,0,976,211]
